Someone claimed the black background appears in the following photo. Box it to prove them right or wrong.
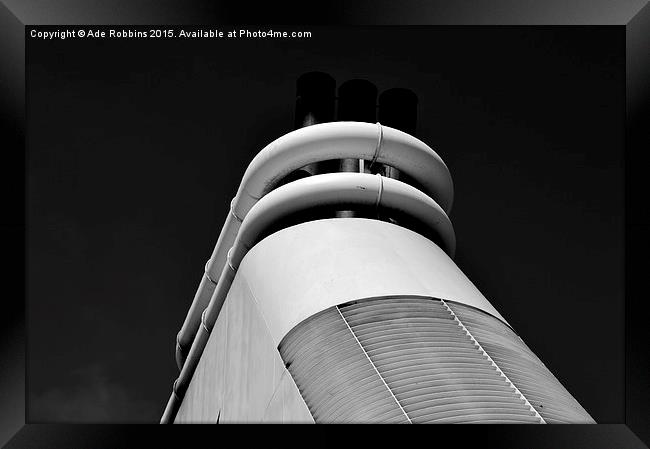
[26,26,624,424]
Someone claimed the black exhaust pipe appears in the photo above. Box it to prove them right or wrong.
[295,71,336,129]
[291,71,336,178]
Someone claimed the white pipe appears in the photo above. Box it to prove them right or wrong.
[175,122,454,367]
[161,172,455,423]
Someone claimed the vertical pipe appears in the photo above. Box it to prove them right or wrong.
[294,72,336,176]
[378,88,418,180]
[337,79,378,173]
[336,79,378,218]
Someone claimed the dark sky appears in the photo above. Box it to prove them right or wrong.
[26,26,624,423]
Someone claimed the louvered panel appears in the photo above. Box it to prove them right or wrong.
[446,301,595,424]
[278,306,409,423]
[339,297,542,424]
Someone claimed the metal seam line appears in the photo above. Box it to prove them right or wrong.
[261,371,287,422]
[374,174,384,211]
[368,122,384,171]
[440,298,546,424]
[335,306,412,423]
[239,276,297,421]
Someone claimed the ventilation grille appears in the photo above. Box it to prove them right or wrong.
[280,296,598,423]
[446,302,595,424]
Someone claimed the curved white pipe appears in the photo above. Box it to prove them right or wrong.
[175,122,454,367]
[162,172,455,423]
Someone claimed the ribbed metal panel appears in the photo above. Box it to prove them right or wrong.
[446,301,595,423]
[339,297,541,423]
[280,296,570,423]
[279,306,409,423]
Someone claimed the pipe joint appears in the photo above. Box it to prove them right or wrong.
[374,173,384,210]
[229,197,244,223]
[204,259,217,285]
[368,122,384,171]
[200,308,211,335]
[226,247,237,272]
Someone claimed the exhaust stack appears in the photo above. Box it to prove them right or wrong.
[293,72,337,178]
[295,71,336,128]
